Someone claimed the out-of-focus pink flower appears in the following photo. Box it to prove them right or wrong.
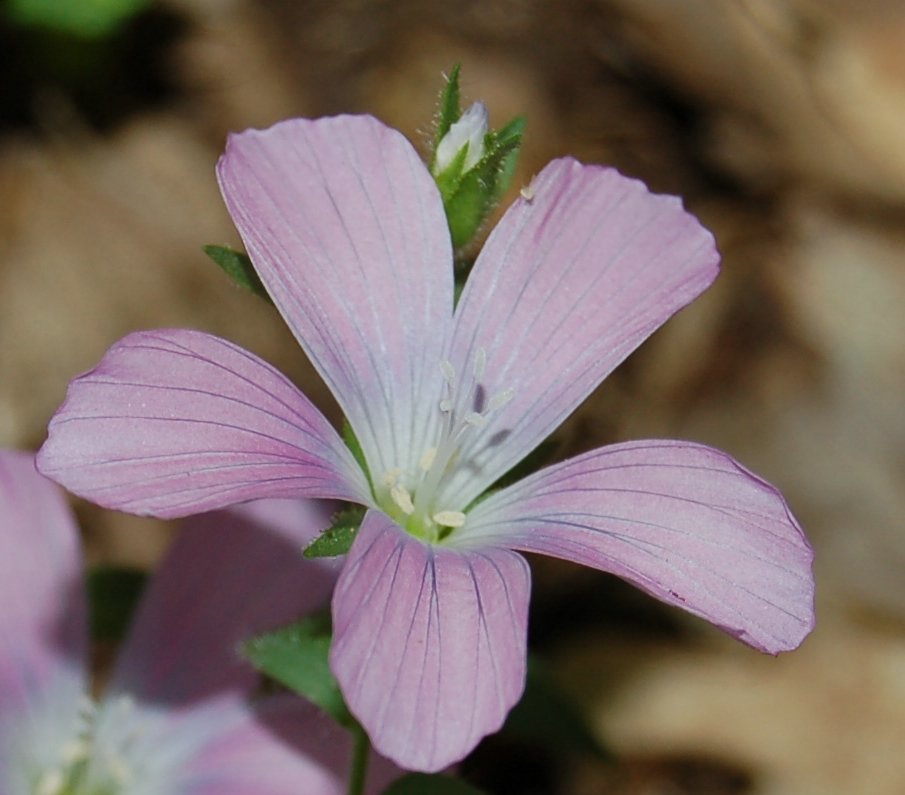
[0,450,394,794]
[38,115,815,772]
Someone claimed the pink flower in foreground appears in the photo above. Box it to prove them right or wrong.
[0,450,396,794]
[38,115,815,772]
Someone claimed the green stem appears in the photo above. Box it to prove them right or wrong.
[347,724,371,795]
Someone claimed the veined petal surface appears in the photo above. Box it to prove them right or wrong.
[330,511,530,772]
[37,330,368,518]
[217,115,454,482]
[464,441,815,654]
[443,160,720,505]
[0,451,87,792]
[110,498,338,706]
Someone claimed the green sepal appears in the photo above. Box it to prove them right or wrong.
[342,419,370,482]
[202,244,272,303]
[381,774,487,795]
[434,64,462,151]
[87,566,147,642]
[443,121,525,250]
[500,660,612,761]
[488,116,526,202]
[303,504,365,558]
[242,613,354,728]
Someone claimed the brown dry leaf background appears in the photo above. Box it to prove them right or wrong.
[2,1,905,792]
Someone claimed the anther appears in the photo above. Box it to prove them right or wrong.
[35,769,65,795]
[432,510,466,528]
[390,483,415,515]
[381,468,402,487]
[439,398,452,413]
[464,412,488,428]
[62,738,90,764]
[419,448,437,472]
[487,388,514,412]
[440,360,456,386]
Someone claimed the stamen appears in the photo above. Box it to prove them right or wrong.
[440,360,456,386]
[107,754,133,787]
[487,388,514,412]
[62,738,90,764]
[381,468,402,487]
[439,398,452,413]
[464,412,487,428]
[432,510,466,528]
[35,769,65,795]
[473,348,487,380]
[419,447,437,472]
[390,483,415,515]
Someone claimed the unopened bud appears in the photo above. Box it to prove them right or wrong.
[434,102,489,175]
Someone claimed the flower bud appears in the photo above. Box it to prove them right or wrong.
[433,101,489,176]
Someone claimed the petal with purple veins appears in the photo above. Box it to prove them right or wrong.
[38,329,368,518]
[443,160,720,505]
[330,510,530,772]
[464,440,815,654]
[217,116,454,482]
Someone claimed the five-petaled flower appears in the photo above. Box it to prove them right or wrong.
[38,115,815,772]
[0,450,396,794]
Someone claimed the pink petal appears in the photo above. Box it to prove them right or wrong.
[0,451,87,781]
[175,695,399,794]
[465,441,814,654]
[0,451,86,714]
[110,498,339,705]
[331,511,530,772]
[442,160,720,505]
[217,116,454,483]
[37,329,368,518]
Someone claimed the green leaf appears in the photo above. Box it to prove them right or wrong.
[434,64,462,151]
[202,244,272,303]
[87,566,146,642]
[303,505,364,558]
[381,774,488,795]
[243,615,354,727]
[6,0,151,37]
[501,660,611,761]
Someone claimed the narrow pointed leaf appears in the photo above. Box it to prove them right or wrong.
[434,64,463,148]
[203,244,272,302]
[243,616,353,728]
[304,506,364,559]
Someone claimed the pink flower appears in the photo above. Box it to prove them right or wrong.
[0,450,395,793]
[38,115,815,772]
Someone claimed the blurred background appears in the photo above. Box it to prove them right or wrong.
[2,0,905,792]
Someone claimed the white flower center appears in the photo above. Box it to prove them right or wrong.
[378,350,512,543]
[33,696,147,795]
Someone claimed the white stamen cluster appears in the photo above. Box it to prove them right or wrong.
[379,350,513,542]
[34,695,143,795]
